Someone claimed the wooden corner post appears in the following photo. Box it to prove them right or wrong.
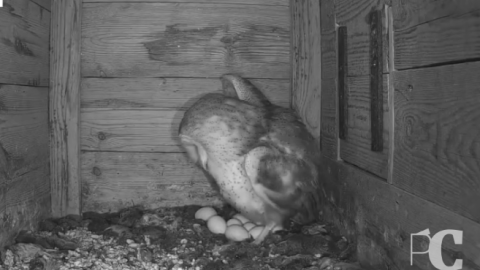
[50,0,83,217]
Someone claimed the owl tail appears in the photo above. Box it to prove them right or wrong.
[220,74,272,107]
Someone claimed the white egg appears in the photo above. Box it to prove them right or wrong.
[194,207,217,221]
[232,213,250,224]
[226,218,242,227]
[243,222,255,231]
[249,226,264,240]
[207,215,227,234]
[225,224,250,242]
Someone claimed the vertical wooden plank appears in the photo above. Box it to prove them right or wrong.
[335,2,390,177]
[320,0,335,33]
[339,75,389,179]
[50,0,82,217]
[289,0,296,110]
[335,0,389,77]
[337,26,348,140]
[320,0,338,160]
[369,10,384,152]
[290,0,322,140]
[387,5,395,184]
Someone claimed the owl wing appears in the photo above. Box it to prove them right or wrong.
[244,108,321,225]
[221,74,322,224]
[244,143,320,225]
[265,107,322,225]
[220,74,272,107]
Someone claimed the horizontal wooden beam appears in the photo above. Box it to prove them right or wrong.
[81,2,290,79]
[81,78,290,110]
[0,0,50,86]
[81,151,223,213]
[82,0,288,5]
[393,61,480,223]
[393,0,480,70]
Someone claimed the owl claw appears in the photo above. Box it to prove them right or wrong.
[251,222,276,245]
[251,238,263,245]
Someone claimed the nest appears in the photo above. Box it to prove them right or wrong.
[0,205,365,270]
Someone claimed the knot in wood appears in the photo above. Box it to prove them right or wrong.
[405,116,414,137]
[92,166,102,176]
[97,132,107,140]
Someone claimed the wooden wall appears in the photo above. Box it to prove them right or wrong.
[292,0,480,269]
[0,0,51,246]
[80,0,291,213]
[291,0,322,140]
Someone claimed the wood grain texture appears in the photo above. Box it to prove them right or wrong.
[320,0,335,33]
[320,78,338,160]
[340,75,389,179]
[393,62,480,223]
[291,0,322,139]
[82,0,288,5]
[320,0,336,80]
[0,85,49,181]
[82,152,223,213]
[387,7,395,183]
[318,158,480,270]
[392,0,480,30]
[50,0,82,217]
[0,0,50,86]
[81,109,184,152]
[81,78,291,109]
[2,164,50,248]
[31,0,51,10]
[0,0,50,246]
[0,85,50,247]
[335,0,389,76]
[81,3,290,79]
[394,5,480,70]
[321,31,336,80]
[319,0,338,160]
[0,180,4,245]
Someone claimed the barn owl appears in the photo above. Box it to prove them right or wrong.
[178,74,321,244]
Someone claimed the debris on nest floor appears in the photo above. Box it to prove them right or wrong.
[0,205,366,270]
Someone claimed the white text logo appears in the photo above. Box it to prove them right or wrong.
[411,229,463,270]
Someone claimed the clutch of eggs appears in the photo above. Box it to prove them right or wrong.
[194,207,264,242]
